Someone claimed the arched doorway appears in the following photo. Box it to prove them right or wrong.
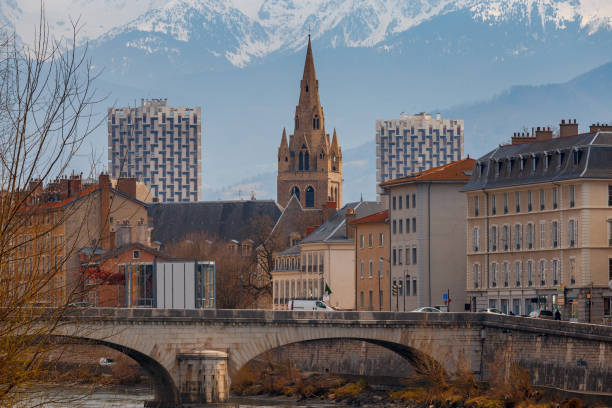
[305,186,315,208]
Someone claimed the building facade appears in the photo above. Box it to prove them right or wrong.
[376,112,464,199]
[277,37,342,210]
[464,122,612,323]
[381,158,474,312]
[271,201,383,310]
[352,210,390,311]
[108,99,202,203]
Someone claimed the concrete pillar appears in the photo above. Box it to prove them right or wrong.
[177,350,229,403]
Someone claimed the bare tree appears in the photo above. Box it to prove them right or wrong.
[0,8,104,406]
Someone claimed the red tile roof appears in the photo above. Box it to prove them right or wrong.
[380,158,476,187]
[351,210,388,224]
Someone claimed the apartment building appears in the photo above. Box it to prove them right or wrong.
[380,158,474,312]
[108,99,202,202]
[271,201,383,310]
[351,210,390,311]
[464,121,612,323]
[376,112,464,199]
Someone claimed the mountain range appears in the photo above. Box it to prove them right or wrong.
[3,0,612,201]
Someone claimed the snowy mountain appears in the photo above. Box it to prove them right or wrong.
[5,1,612,67]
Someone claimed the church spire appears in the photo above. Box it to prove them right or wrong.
[280,127,288,148]
[297,35,321,111]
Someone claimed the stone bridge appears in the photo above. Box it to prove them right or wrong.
[56,309,612,407]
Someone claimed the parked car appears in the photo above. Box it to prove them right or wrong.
[477,308,504,314]
[528,309,554,319]
[411,307,442,313]
[288,299,334,311]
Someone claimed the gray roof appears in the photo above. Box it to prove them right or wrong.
[301,201,384,244]
[278,245,301,257]
[148,200,283,244]
[463,131,612,191]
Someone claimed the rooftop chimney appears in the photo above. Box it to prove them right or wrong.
[116,177,137,198]
[535,126,553,142]
[589,123,612,133]
[560,119,578,138]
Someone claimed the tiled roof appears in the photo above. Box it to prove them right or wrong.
[380,158,476,187]
[301,201,384,244]
[463,131,612,191]
[350,210,388,224]
[148,200,283,244]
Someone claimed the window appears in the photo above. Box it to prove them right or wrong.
[305,186,314,207]
[406,218,410,233]
[412,279,417,295]
[474,196,479,217]
[491,195,497,215]
[539,260,547,286]
[501,225,509,251]
[569,185,575,208]
[609,185,612,206]
[490,226,498,252]
[526,223,534,249]
[502,262,509,287]
[398,248,403,265]
[392,196,396,210]
[472,227,480,252]
[608,220,612,246]
[569,257,576,284]
[412,218,416,233]
[609,258,612,281]
[503,193,508,214]
[360,234,365,249]
[515,192,521,212]
[405,276,411,296]
[406,195,410,208]
[379,232,384,247]
[398,196,402,209]
[368,233,373,248]
[133,250,140,259]
[552,221,559,248]
[368,290,373,310]
[568,219,576,247]
[540,222,546,248]
[605,297,611,317]
[398,280,403,296]
[472,264,480,288]
[490,262,497,287]
[399,219,403,233]
[514,261,521,287]
[552,259,560,285]
[368,260,373,278]
[360,261,364,278]
[528,191,533,212]
[514,224,522,250]
[379,258,383,277]
[540,189,545,210]
[412,247,417,264]
[392,249,396,265]
[405,247,410,265]
[412,194,416,208]
[360,291,364,308]
[527,260,533,286]
[553,187,558,209]
[393,220,397,234]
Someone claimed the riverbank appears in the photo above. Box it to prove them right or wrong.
[231,358,600,407]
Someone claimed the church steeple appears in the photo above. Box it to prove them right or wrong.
[277,36,342,210]
[298,35,321,111]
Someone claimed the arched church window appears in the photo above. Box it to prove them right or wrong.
[299,152,303,170]
[305,186,315,208]
[313,114,320,130]
[305,85,309,93]
[291,186,300,201]
[304,151,309,170]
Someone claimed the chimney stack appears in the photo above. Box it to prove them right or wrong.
[535,126,553,141]
[560,119,578,138]
[589,122,612,133]
[116,177,137,198]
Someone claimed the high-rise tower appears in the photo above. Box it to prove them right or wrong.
[277,37,342,209]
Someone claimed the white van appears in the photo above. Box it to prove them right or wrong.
[288,299,334,311]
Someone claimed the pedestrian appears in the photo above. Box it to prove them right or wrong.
[554,309,561,320]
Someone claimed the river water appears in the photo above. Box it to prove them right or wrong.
[30,385,343,407]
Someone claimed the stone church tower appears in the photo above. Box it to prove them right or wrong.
[277,37,342,209]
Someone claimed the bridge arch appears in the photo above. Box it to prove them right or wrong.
[56,336,179,406]
[230,334,447,383]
